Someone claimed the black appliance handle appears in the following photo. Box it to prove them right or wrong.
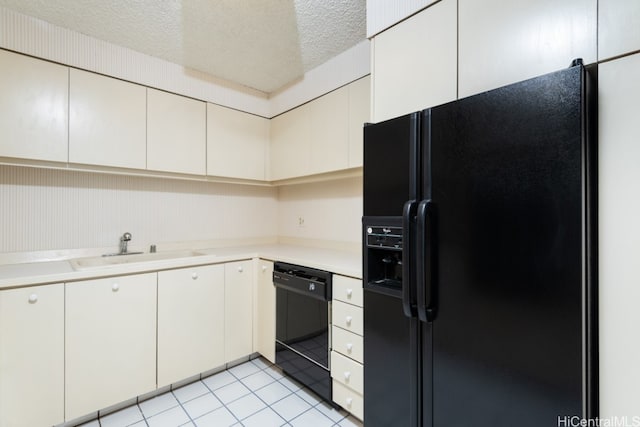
[416,199,436,322]
[402,200,417,318]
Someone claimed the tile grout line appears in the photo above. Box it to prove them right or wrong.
[92,358,356,427]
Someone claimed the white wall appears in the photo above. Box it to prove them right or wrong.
[0,165,278,254]
[277,177,362,248]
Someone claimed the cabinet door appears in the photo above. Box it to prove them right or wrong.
[147,88,206,175]
[158,265,224,387]
[0,284,64,427]
[269,105,311,180]
[348,76,370,168]
[458,0,596,98]
[0,50,68,162]
[65,273,156,420]
[225,260,253,362]
[69,69,146,169]
[599,0,640,61]
[598,53,640,418]
[309,86,349,174]
[254,259,275,363]
[207,103,269,180]
[372,0,457,122]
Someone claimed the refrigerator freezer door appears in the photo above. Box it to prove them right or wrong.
[364,290,420,426]
[363,113,420,217]
[428,65,593,426]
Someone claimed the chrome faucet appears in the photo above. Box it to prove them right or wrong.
[119,232,132,254]
[102,232,142,257]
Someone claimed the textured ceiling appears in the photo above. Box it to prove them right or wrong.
[0,0,366,94]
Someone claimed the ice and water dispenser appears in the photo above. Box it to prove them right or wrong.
[364,223,403,294]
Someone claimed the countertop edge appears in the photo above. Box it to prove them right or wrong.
[0,244,362,290]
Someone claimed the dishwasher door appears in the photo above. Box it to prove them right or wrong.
[273,262,332,403]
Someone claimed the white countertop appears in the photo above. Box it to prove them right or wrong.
[0,244,362,290]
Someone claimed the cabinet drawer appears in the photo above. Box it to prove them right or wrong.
[333,380,363,421]
[332,300,363,336]
[333,275,363,307]
[331,351,363,394]
[332,326,363,364]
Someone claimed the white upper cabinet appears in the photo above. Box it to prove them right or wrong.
[270,104,311,180]
[147,88,206,175]
[270,78,370,180]
[69,68,146,169]
[0,50,68,162]
[458,0,597,98]
[309,86,350,174]
[598,0,640,61]
[372,0,457,122]
[207,103,269,180]
[348,76,370,168]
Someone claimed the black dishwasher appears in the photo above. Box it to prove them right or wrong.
[273,262,333,403]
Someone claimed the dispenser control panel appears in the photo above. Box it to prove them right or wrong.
[366,226,403,250]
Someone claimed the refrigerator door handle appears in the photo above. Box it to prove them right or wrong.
[402,199,418,318]
[416,199,436,322]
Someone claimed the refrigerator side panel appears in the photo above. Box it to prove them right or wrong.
[429,65,590,426]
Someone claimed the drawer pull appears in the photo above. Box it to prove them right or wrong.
[344,371,351,381]
[262,265,267,272]
[346,343,353,353]
[28,294,38,304]
[346,288,353,297]
[192,272,199,280]
[112,283,120,292]
[345,316,353,326]
[238,266,244,273]
[345,397,353,407]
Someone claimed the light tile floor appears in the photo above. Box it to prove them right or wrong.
[77,357,362,427]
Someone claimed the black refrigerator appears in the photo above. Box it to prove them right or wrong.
[362,61,598,427]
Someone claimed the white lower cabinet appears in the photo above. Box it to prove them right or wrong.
[225,260,253,362]
[331,351,364,420]
[332,299,363,336]
[333,380,364,421]
[157,265,225,388]
[332,326,363,363]
[255,259,275,363]
[65,273,157,421]
[0,284,64,427]
[331,275,364,421]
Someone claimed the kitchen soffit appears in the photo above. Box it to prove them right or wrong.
[0,0,366,94]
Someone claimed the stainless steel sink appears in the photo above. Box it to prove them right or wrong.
[70,250,206,271]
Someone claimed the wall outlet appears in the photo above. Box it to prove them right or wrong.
[297,216,305,227]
